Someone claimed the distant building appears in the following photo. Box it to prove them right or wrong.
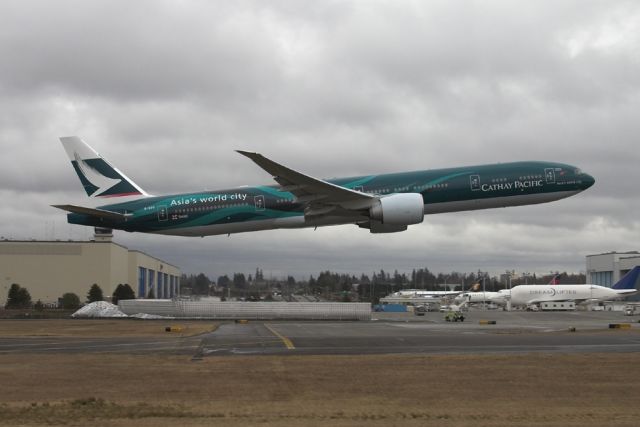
[586,251,640,287]
[0,233,180,305]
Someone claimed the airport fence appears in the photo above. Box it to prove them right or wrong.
[118,299,371,320]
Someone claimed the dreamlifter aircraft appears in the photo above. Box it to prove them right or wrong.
[508,267,640,306]
[53,137,595,237]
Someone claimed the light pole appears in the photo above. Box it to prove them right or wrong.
[479,271,487,311]
[3,276,10,306]
[505,270,514,312]
[483,275,486,310]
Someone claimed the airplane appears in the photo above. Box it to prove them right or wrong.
[508,266,640,307]
[454,290,509,306]
[392,289,461,298]
[53,136,595,237]
[379,289,461,304]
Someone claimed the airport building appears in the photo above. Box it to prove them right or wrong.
[586,251,640,287]
[0,233,181,305]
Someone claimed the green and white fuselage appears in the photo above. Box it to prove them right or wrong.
[54,137,595,237]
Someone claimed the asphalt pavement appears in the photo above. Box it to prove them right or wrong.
[1,310,639,357]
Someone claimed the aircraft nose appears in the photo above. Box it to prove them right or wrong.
[581,173,595,190]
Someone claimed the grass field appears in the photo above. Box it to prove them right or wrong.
[0,319,216,337]
[0,320,639,426]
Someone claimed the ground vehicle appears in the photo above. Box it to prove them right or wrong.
[414,303,438,315]
[445,311,465,322]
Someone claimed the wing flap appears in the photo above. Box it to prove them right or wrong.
[52,204,129,221]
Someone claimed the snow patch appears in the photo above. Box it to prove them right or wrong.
[71,301,128,318]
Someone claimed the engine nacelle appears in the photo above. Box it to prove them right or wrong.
[369,193,424,225]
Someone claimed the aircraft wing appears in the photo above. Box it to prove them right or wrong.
[236,150,375,211]
[52,204,130,221]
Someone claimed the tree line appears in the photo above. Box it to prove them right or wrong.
[4,283,135,310]
[3,269,587,308]
[180,268,587,302]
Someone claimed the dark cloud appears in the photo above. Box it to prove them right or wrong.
[1,0,639,278]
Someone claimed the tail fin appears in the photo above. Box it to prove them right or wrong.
[612,266,640,290]
[60,136,149,198]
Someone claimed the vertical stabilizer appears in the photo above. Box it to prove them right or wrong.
[60,136,149,198]
[612,267,640,290]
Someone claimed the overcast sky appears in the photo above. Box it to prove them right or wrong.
[1,0,638,280]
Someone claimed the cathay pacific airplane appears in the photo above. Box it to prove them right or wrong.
[53,137,595,237]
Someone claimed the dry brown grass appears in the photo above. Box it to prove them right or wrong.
[1,352,639,426]
[0,319,216,337]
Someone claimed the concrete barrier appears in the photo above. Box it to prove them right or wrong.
[119,300,371,320]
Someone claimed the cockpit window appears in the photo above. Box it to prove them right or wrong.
[575,168,582,175]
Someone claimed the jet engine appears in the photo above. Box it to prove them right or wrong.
[369,193,424,226]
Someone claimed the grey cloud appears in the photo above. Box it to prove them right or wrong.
[1,0,639,278]
[0,1,285,103]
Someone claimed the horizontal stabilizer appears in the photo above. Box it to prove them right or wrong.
[51,204,129,221]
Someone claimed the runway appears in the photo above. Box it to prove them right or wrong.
[1,311,638,357]
[196,317,640,356]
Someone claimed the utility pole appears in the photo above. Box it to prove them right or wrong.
[505,270,514,312]
[478,269,487,311]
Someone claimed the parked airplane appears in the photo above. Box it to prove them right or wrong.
[379,289,461,305]
[53,136,595,237]
[454,290,509,306]
[509,267,640,307]
[392,289,460,298]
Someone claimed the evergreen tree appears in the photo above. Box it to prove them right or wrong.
[5,283,20,308]
[112,283,135,305]
[5,284,32,309]
[61,293,81,310]
[86,284,104,303]
[122,283,135,299]
[217,275,231,288]
[112,284,124,305]
[179,274,193,292]
[193,273,211,295]
[17,288,31,308]
[233,273,247,289]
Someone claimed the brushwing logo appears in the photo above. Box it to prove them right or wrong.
[73,152,121,197]
[470,175,481,191]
